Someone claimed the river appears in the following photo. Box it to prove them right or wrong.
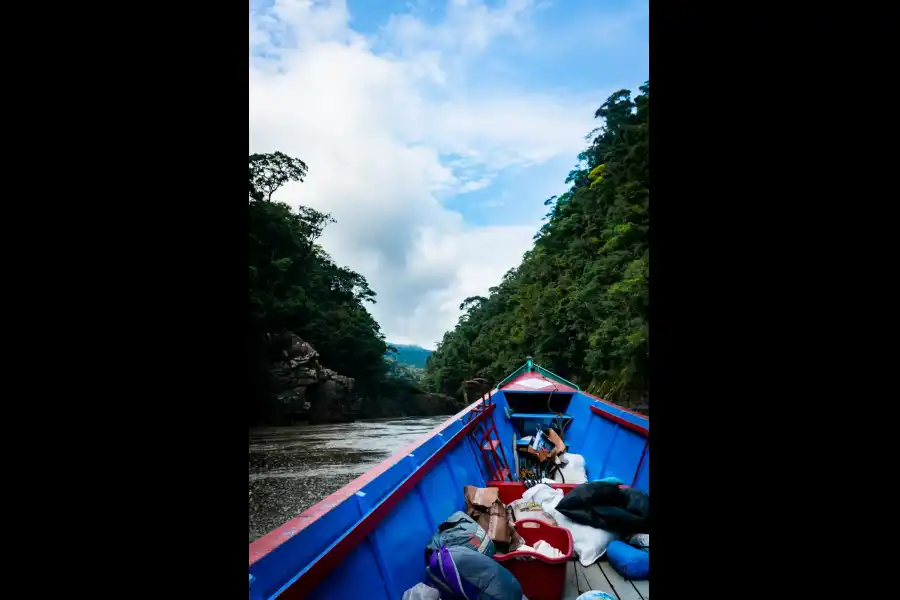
[249,415,448,543]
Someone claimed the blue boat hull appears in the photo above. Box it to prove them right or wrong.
[249,363,649,600]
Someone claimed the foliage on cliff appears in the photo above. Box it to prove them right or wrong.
[248,152,390,423]
[423,83,649,410]
[360,356,463,418]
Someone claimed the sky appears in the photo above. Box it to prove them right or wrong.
[249,0,648,349]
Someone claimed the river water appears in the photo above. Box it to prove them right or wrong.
[249,415,448,543]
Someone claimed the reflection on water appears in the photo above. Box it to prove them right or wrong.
[249,415,447,543]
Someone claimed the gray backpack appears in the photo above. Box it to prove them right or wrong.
[425,511,495,564]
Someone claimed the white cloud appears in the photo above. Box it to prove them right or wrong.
[382,0,536,60]
[249,0,603,348]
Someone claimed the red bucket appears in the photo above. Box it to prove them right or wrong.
[493,519,574,600]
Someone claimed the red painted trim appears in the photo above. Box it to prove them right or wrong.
[500,371,578,393]
[249,393,493,565]
[589,405,649,437]
[632,437,650,487]
[274,405,494,600]
[582,391,648,419]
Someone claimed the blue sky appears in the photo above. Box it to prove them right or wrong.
[350,0,648,91]
[250,0,648,348]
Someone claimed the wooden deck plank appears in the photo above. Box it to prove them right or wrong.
[598,561,643,600]
[564,561,582,600]
[564,561,618,599]
[579,561,618,598]
[631,579,649,599]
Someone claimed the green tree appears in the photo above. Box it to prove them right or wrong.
[423,82,650,411]
[248,152,390,423]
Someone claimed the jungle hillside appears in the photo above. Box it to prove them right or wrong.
[422,83,649,413]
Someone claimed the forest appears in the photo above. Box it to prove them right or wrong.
[248,82,648,422]
[248,154,459,424]
[422,83,649,412]
[247,152,394,423]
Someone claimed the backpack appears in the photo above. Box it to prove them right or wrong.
[426,545,522,600]
[425,511,496,564]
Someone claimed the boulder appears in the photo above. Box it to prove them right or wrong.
[266,332,358,424]
[308,377,357,424]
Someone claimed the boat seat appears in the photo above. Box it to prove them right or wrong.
[507,412,573,437]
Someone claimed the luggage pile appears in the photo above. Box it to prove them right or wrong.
[552,481,650,580]
[410,485,571,600]
[405,479,649,600]
[515,427,589,487]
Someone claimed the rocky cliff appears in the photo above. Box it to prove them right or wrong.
[264,333,469,424]
[268,333,360,424]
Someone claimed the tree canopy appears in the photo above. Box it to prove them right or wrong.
[248,152,390,422]
[423,83,649,411]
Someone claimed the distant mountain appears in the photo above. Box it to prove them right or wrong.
[387,344,433,368]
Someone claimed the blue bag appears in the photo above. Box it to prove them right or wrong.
[606,540,649,580]
[593,476,624,485]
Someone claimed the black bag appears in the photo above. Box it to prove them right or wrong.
[555,482,649,535]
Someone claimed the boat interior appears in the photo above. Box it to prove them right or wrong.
[249,361,649,600]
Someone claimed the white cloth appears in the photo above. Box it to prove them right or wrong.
[402,583,440,600]
[515,540,563,559]
[548,453,588,484]
[521,484,616,566]
[533,540,564,558]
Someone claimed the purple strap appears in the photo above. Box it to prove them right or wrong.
[433,546,469,599]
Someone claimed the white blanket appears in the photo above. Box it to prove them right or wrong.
[515,539,565,559]
[521,484,616,566]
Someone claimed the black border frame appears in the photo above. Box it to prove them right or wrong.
[34,1,888,598]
